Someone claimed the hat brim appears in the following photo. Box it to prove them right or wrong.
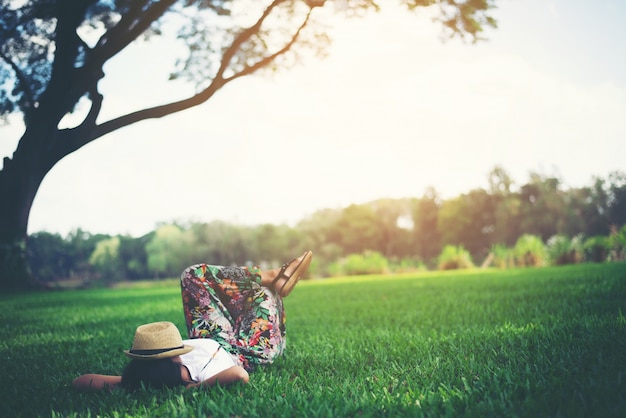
[123,344,194,360]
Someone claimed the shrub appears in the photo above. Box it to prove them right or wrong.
[390,258,427,273]
[546,234,584,265]
[325,261,344,277]
[571,234,585,262]
[608,224,626,261]
[513,234,548,267]
[490,244,514,269]
[335,251,390,276]
[583,235,610,263]
[437,245,474,270]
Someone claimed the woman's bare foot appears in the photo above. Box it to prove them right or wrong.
[260,251,313,297]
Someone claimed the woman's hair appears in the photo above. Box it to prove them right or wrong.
[120,358,185,391]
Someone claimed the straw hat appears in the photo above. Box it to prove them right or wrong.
[124,321,194,360]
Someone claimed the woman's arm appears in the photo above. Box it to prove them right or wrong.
[187,365,249,389]
[72,374,122,391]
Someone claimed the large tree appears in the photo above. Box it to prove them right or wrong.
[0,0,496,290]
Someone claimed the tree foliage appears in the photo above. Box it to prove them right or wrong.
[89,236,123,281]
[145,224,190,277]
[411,187,441,262]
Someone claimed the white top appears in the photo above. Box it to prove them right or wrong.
[180,339,236,383]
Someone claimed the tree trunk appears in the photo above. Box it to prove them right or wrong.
[0,160,39,290]
[0,3,91,292]
[0,106,62,292]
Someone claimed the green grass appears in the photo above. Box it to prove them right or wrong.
[1,263,625,417]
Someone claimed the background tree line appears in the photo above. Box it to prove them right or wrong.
[27,167,626,286]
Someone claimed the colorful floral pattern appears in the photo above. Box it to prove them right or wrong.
[180,264,286,372]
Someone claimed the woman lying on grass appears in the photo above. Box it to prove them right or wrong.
[73,250,313,391]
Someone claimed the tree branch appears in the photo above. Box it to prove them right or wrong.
[214,0,288,83]
[224,7,314,83]
[62,79,223,154]
[57,1,319,157]
[82,84,103,129]
[91,0,176,65]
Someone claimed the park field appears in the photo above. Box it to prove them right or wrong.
[1,263,625,417]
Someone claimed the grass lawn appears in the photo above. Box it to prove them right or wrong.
[1,262,625,417]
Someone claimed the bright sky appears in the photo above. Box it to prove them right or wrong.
[2,0,625,237]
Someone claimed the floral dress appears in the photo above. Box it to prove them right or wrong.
[180,264,286,372]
